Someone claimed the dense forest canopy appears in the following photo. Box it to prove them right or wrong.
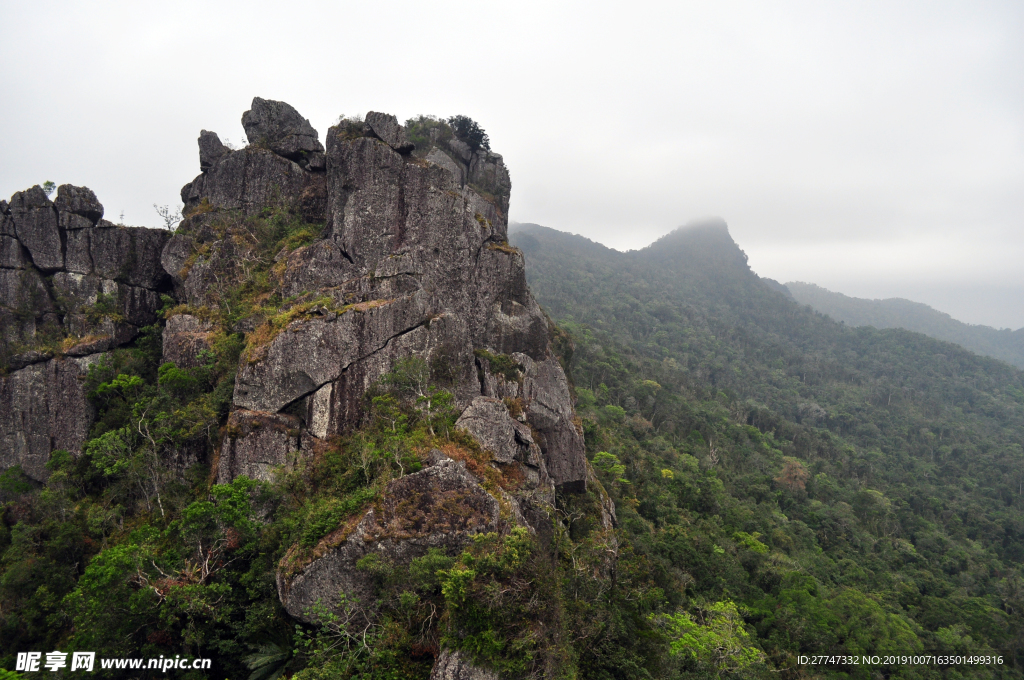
[786,281,1024,369]
[509,220,1024,677]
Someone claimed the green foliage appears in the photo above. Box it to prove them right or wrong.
[446,115,490,152]
[592,451,628,483]
[0,466,32,499]
[244,641,291,680]
[473,348,522,383]
[657,600,766,674]
[404,115,452,157]
[512,223,1024,676]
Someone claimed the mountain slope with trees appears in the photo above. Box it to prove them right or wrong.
[510,220,1024,677]
[786,281,1024,369]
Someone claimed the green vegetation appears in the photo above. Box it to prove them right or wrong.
[787,281,1024,369]
[511,221,1024,677]
[404,114,491,156]
[446,115,490,152]
[5,208,1024,678]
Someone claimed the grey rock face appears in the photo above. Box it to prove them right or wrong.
[0,212,12,242]
[180,147,327,222]
[0,235,28,269]
[515,353,588,492]
[234,293,430,413]
[217,410,302,484]
[9,186,62,271]
[64,223,171,289]
[456,397,534,465]
[447,138,473,163]
[277,459,502,622]
[198,130,231,172]
[430,650,498,680]
[162,313,215,368]
[365,111,414,153]
[242,97,325,162]
[0,355,102,481]
[54,184,103,223]
[455,396,553,506]
[425,147,465,185]
[1,182,173,478]
[53,272,161,327]
[0,267,50,308]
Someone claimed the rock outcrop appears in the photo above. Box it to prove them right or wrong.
[277,456,503,622]
[169,98,585,500]
[430,649,498,680]
[0,184,172,480]
[1,100,598,654]
[161,98,589,623]
[242,97,326,169]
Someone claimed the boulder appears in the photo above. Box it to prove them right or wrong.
[233,294,430,414]
[447,138,473,163]
[53,184,103,223]
[241,97,324,162]
[217,410,302,484]
[430,650,498,680]
[277,458,502,622]
[455,397,553,510]
[456,397,533,465]
[8,186,62,271]
[198,130,231,172]
[364,111,414,154]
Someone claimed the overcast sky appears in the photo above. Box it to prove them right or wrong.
[2,1,1021,328]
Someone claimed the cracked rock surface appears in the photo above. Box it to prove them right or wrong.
[0,184,172,480]
[170,98,586,497]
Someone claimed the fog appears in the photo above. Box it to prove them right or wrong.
[1,0,1021,327]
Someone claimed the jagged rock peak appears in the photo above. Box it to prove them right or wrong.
[198,130,231,172]
[53,184,103,223]
[241,96,325,162]
[364,111,414,153]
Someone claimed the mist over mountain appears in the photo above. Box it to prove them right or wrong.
[786,281,1024,369]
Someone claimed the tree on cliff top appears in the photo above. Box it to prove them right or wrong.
[446,115,490,152]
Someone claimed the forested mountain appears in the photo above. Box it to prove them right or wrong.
[510,219,1024,677]
[4,96,1024,679]
[786,281,1024,369]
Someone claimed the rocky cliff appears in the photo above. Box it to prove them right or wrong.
[1,99,596,669]
[1,184,171,480]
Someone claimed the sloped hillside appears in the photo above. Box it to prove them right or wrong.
[787,281,1024,369]
[512,220,1024,677]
